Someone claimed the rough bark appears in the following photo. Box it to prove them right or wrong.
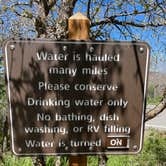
[33,0,78,39]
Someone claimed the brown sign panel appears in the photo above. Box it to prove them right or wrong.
[4,39,150,155]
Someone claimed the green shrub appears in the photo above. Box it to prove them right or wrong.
[45,156,56,166]
[88,156,98,166]
[107,156,131,166]
[147,95,162,105]
[147,84,155,99]
[1,153,32,166]
[147,84,163,105]
[60,156,68,166]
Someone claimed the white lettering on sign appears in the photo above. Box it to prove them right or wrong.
[82,67,108,75]
[104,125,130,134]
[55,113,93,123]
[24,125,67,135]
[74,83,118,91]
[48,67,77,77]
[27,98,70,108]
[58,140,66,147]
[87,125,100,133]
[37,113,51,121]
[106,136,130,149]
[36,51,68,61]
[25,140,54,148]
[99,113,119,121]
[107,99,128,108]
[70,139,101,147]
[74,99,103,106]
[85,53,120,62]
[73,126,84,133]
[110,139,122,146]
[38,82,70,91]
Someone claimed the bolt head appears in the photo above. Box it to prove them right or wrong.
[139,47,144,53]
[18,148,22,152]
[10,45,15,50]
[133,145,138,150]
[63,45,67,51]
[89,46,94,53]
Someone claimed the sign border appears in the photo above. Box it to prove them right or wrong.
[4,39,150,156]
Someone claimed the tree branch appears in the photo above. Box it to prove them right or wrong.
[10,2,30,7]
[59,0,78,19]
[145,89,166,121]
[91,0,104,20]
[145,98,166,122]
[91,17,166,28]
[68,0,78,16]
[91,1,166,29]
[39,0,49,16]
[87,0,91,19]
[9,7,33,19]
[114,24,127,39]
[48,0,57,10]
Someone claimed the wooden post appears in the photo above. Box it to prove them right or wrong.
[68,12,90,166]
[68,12,90,40]
[69,156,87,166]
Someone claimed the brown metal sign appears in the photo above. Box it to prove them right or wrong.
[4,39,150,155]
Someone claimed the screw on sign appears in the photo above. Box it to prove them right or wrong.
[10,44,15,50]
